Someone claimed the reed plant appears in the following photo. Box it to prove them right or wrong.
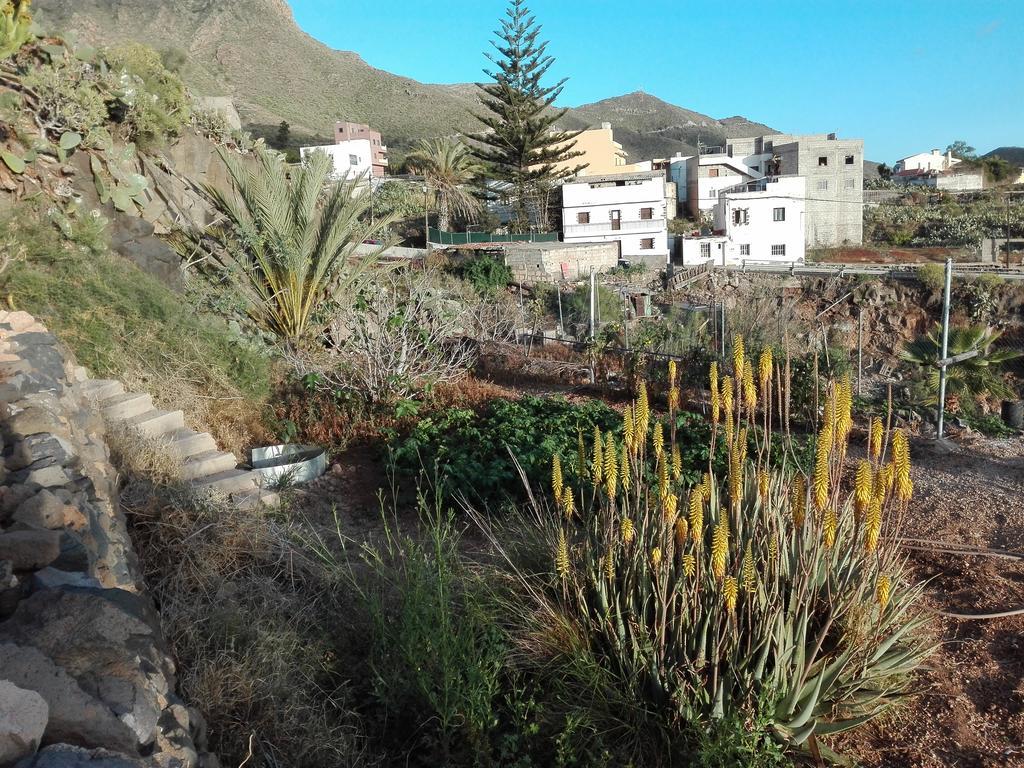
[492,344,933,762]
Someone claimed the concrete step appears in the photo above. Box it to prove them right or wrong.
[192,468,259,496]
[163,429,218,461]
[102,392,153,421]
[181,450,237,481]
[80,379,125,401]
[122,409,185,438]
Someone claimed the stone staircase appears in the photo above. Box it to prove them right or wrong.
[78,377,278,509]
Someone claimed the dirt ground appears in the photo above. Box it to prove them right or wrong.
[287,412,1024,768]
[838,434,1024,768]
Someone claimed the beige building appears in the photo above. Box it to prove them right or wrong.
[551,123,645,178]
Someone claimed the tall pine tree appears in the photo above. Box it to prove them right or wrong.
[469,0,583,232]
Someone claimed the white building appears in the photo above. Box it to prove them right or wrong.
[894,149,961,174]
[560,171,669,267]
[299,139,373,184]
[681,176,806,266]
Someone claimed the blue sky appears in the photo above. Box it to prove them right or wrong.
[290,0,1022,163]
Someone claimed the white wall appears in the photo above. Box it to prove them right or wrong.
[561,174,669,261]
[300,139,373,184]
[895,150,960,173]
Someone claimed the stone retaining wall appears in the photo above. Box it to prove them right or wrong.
[0,312,212,768]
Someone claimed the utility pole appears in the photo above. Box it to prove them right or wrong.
[589,268,597,384]
[1007,194,1012,269]
[423,182,430,250]
[936,258,953,439]
[857,307,864,399]
[556,285,564,338]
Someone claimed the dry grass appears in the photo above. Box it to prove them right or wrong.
[106,424,184,484]
[121,472,373,768]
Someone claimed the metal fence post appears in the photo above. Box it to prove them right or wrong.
[857,307,863,398]
[936,258,953,439]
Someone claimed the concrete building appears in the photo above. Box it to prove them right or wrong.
[560,170,670,268]
[550,123,645,178]
[502,241,620,282]
[682,133,864,247]
[334,121,388,177]
[894,149,961,174]
[681,176,806,266]
[299,140,373,186]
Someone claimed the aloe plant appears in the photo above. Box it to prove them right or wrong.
[495,358,934,761]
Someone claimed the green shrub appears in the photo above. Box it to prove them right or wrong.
[106,43,190,146]
[23,57,113,146]
[457,253,513,295]
[917,263,946,292]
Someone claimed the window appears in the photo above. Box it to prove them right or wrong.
[640,207,654,220]
[349,154,359,165]
[818,156,828,167]
[708,168,720,178]
[732,208,749,226]
[845,154,855,165]
[740,244,750,256]
[844,179,856,190]
[816,180,829,192]
[641,238,655,250]
[700,242,711,258]
[610,210,621,230]
[577,211,590,224]
[773,207,786,222]
[771,244,786,256]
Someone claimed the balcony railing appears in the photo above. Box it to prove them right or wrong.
[563,219,664,236]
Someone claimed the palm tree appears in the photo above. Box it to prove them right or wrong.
[901,324,1022,411]
[202,149,394,344]
[406,137,483,232]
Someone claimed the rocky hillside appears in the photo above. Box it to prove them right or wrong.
[33,0,775,159]
[983,146,1024,167]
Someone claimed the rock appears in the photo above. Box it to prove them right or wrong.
[0,680,49,765]
[108,215,181,290]
[6,407,66,440]
[13,744,150,767]
[52,532,92,573]
[0,530,61,571]
[0,590,172,750]
[12,491,66,529]
[1,484,40,515]
[30,568,102,591]
[0,644,137,754]
[25,465,72,489]
[8,435,77,472]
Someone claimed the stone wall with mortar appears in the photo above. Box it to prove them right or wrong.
[0,311,213,768]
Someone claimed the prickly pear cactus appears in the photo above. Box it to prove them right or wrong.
[0,0,33,60]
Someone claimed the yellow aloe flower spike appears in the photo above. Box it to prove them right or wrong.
[652,421,665,461]
[635,381,650,440]
[674,516,689,547]
[854,460,872,521]
[682,553,696,578]
[668,359,677,386]
[892,429,913,502]
[561,485,576,520]
[721,376,734,417]
[869,417,884,462]
[671,443,682,482]
[658,455,670,501]
[577,430,588,479]
[733,335,745,379]
[604,544,615,581]
[551,454,563,502]
[604,432,617,498]
[876,574,891,612]
[812,429,830,513]
[822,508,837,549]
[758,347,773,390]
[555,528,570,579]
[621,517,635,544]
[710,362,721,425]
[791,475,807,528]
[864,495,882,552]
[742,541,756,591]
[650,547,662,568]
[723,575,739,612]
[836,376,853,443]
[664,492,678,524]
[688,487,704,543]
[710,517,729,581]
[668,386,680,413]
[757,470,770,503]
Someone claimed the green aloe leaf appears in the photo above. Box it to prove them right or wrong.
[59,132,82,151]
[1,151,26,174]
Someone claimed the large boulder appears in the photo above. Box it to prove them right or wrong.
[0,679,48,765]
[13,744,151,768]
[0,644,137,754]
[0,530,62,571]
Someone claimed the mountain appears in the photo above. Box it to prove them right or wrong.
[983,147,1024,167]
[33,0,775,160]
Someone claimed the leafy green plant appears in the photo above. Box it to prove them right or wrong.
[407,136,483,231]
[106,43,190,147]
[457,253,512,295]
[194,148,395,344]
[23,55,113,146]
[901,324,1022,412]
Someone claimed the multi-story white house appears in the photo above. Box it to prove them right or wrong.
[560,171,669,267]
[299,139,374,185]
[681,176,806,266]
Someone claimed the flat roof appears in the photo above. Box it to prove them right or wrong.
[565,170,665,184]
